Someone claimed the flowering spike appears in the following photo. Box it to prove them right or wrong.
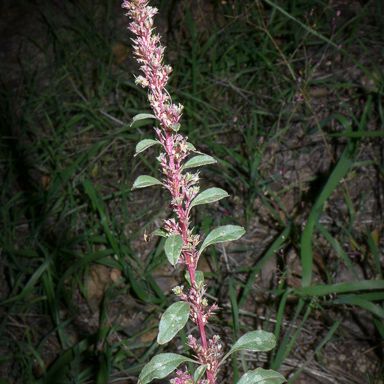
[123,1,247,383]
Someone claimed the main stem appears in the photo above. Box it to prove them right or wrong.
[187,265,208,348]
[167,142,214,383]
[186,265,215,384]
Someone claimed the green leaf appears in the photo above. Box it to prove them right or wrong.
[330,130,384,138]
[262,0,338,49]
[40,338,92,384]
[138,353,195,384]
[135,139,160,156]
[164,234,183,266]
[237,368,286,384]
[294,280,384,297]
[300,110,359,287]
[132,175,162,190]
[193,365,207,383]
[195,271,204,287]
[171,123,181,132]
[190,188,229,208]
[185,270,204,287]
[130,113,157,127]
[183,155,216,170]
[1,258,50,305]
[152,228,167,237]
[199,225,245,255]
[223,330,276,361]
[157,302,190,345]
[96,352,109,384]
[333,295,384,319]
[239,225,291,307]
[186,142,197,151]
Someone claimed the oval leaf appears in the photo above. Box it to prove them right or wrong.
[138,353,195,384]
[185,270,204,287]
[193,365,207,383]
[130,113,157,127]
[190,188,229,208]
[157,302,190,345]
[164,234,183,266]
[186,142,197,151]
[237,368,286,384]
[132,175,162,190]
[199,225,245,255]
[135,139,160,156]
[152,228,167,237]
[171,123,181,132]
[224,330,276,361]
[183,155,216,170]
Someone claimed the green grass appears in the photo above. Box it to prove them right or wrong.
[1,0,383,383]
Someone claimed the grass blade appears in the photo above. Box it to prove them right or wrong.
[300,139,356,287]
[239,225,291,307]
[294,280,384,296]
[262,0,339,48]
[333,295,384,319]
[229,278,240,383]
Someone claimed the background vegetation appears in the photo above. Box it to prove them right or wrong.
[0,0,383,383]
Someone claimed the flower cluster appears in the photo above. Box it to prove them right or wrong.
[170,370,193,384]
[188,334,223,381]
[122,0,182,133]
[173,285,219,326]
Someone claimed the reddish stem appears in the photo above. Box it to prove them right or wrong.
[186,265,207,349]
